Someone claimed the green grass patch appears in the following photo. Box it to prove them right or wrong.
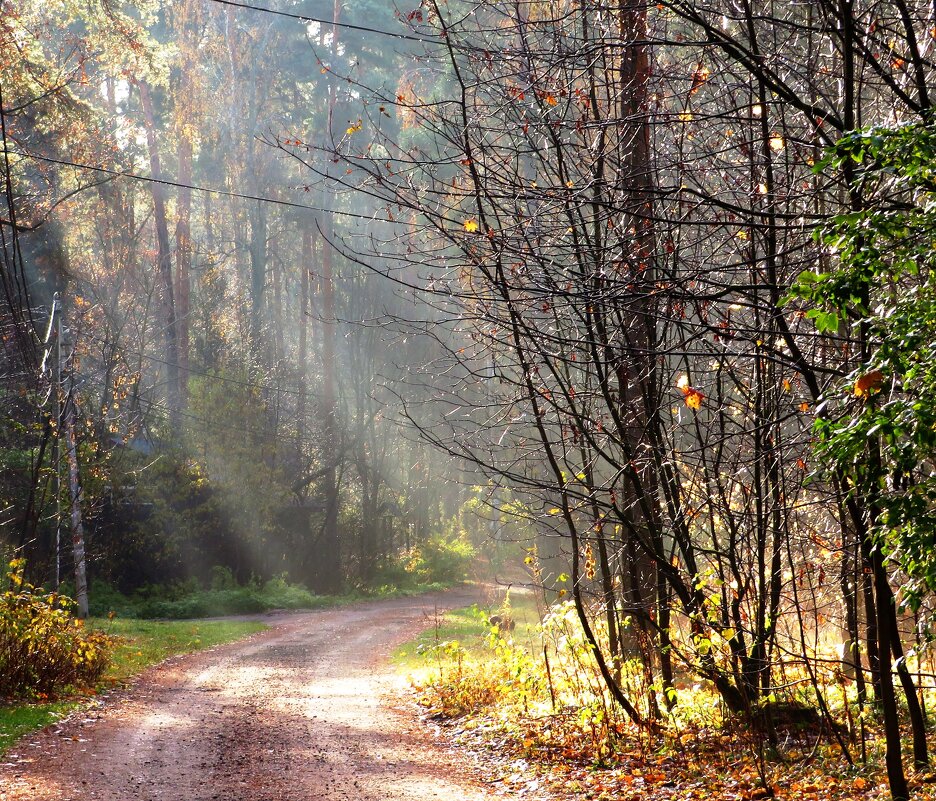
[392,591,542,674]
[96,617,268,685]
[393,605,491,671]
[0,700,76,752]
[0,617,267,755]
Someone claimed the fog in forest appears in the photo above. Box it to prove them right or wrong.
[6,3,936,793]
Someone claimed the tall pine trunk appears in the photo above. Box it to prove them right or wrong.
[138,81,181,431]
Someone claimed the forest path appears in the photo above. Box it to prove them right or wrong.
[0,587,502,801]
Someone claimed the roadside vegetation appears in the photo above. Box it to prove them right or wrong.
[81,567,327,619]
[0,615,266,752]
[401,596,936,801]
[0,614,267,750]
[0,559,270,752]
[81,545,472,620]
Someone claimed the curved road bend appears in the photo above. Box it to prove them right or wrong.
[0,588,501,801]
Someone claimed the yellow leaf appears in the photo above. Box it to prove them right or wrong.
[463,219,479,233]
[547,507,561,516]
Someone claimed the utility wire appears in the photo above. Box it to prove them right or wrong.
[205,0,442,44]
[5,148,400,224]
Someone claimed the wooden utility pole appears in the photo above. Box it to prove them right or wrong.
[62,373,89,618]
[46,310,88,618]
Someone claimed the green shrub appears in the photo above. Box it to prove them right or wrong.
[85,579,138,618]
[260,575,318,609]
[0,560,113,699]
[133,587,266,618]
[404,534,476,584]
[84,570,321,619]
[209,565,238,591]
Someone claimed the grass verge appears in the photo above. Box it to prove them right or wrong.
[392,591,541,686]
[0,617,267,754]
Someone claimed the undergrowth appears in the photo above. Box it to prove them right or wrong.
[0,560,113,700]
[82,566,456,619]
[402,597,927,801]
[78,568,325,619]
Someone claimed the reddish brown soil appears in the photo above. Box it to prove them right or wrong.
[0,589,502,801]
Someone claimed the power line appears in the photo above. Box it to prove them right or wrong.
[206,0,442,44]
[6,148,400,224]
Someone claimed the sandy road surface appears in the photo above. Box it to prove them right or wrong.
[0,588,501,801]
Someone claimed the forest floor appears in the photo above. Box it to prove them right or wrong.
[0,587,512,801]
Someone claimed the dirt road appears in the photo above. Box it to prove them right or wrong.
[0,589,501,801]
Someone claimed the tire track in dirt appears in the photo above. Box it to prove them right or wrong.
[0,588,501,801]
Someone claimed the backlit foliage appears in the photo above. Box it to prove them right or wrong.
[0,560,113,698]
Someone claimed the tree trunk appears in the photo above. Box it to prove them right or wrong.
[881,577,929,766]
[310,0,345,593]
[175,129,192,403]
[871,544,909,799]
[317,227,342,592]
[249,199,268,360]
[298,228,312,450]
[138,81,181,430]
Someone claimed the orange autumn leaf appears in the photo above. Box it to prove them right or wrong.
[854,370,884,398]
[676,375,703,410]
[690,61,710,94]
[684,387,704,410]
